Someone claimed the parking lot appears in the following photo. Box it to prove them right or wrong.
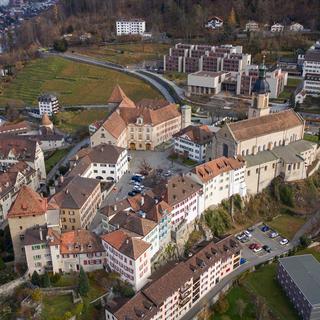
[239,224,291,262]
[103,149,190,205]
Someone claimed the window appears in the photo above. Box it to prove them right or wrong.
[247,170,250,176]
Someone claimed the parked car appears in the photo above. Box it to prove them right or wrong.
[133,185,143,192]
[236,233,246,241]
[280,238,289,245]
[131,176,142,183]
[253,245,262,253]
[163,170,172,177]
[241,237,250,243]
[260,225,270,232]
[263,245,271,253]
[269,231,279,238]
[128,191,137,196]
[247,226,255,232]
[249,243,258,250]
[244,230,252,238]
[132,173,144,179]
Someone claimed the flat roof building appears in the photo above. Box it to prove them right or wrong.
[278,254,320,320]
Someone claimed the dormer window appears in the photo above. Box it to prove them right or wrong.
[137,116,143,125]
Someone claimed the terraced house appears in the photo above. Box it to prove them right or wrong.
[90,85,188,151]
[105,236,241,320]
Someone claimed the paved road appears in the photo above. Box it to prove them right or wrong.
[46,52,176,103]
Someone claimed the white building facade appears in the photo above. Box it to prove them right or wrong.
[116,19,146,36]
[38,94,59,116]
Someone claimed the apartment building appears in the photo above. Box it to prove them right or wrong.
[101,229,152,291]
[68,144,128,182]
[0,121,31,135]
[49,176,102,231]
[303,49,320,77]
[24,226,106,275]
[153,175,204,228]
[38,94,59,116]
[189,157,246,209]
[105,236,241,320]
[0,136,46,180]
[163,43,250,74]
[108,210,160,258]
[245,21,259,32]
[304,73,320,95]
[173,125,213,163]
[116,19,146,36]
[278,255,320,320]
[90,86,185,151]
[238,65,288,98]
[0,161,39,222]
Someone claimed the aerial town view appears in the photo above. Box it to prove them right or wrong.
[0,0,320,319]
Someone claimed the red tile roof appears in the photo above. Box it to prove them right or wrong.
[7,186,47,218]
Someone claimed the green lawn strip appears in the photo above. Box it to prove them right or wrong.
[45,148,70,173]
[213,286,256,320]
[244,264,299,320]
[267,214,306,240]
[287,78,302,87]
[296,247,320,261]
[304,134,319,144]
[0,57,161,107]
[42,294,75,320]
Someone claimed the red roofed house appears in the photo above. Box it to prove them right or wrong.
[101,229,151,291]
[189,156,246,209]
[90,85,190,151]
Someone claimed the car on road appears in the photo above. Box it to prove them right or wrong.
[163,170,172,177]
[128,191,137,196]
[269,231,279,238]
[280,238,289,245]
[262,245,271,253]
[260,225,270,232]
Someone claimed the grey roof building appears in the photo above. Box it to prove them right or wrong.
[277,254,320,320]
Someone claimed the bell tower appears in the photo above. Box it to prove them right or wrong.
[248,56,271,119]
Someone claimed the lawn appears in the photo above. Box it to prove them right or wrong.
[213,286,256,320]
[55,108,109,134]
[304,134,319,144]
[287,78,302,88]
[163,71,188,86]
[72,43,170,66]
[245,264,299,320]
[268,214,306,240]
[0,57,161,107]
[45,148,70,174]
[42,294,75,320]
[296,247,320,261]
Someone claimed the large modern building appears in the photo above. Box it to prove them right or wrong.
[278,255,320,320]
[116,19,146,36]
[303,47,320,95]
[90,86,187,151]
[105,236,241,320]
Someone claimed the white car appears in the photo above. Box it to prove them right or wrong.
[269,231,279,238]
[236,233,245,241]
[280,238,289,245]
[253,246,262,253]
[133,185,143,192]
[244,230,252,238]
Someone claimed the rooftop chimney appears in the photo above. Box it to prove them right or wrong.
[140,196,144,207]
[39,227,43,241]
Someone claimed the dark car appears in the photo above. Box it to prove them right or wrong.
[128,191,137,196]
[260,225,270,232]
[263,245,271,253]
[131,176,142,183]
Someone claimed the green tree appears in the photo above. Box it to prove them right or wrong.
[31,270,41,286]
[300,235,311,248]
[42,272,51,287]
[215,294,229,314]
[205,208,232,236]
[78,267,89,296]
[31,288,43,302]
[53,39,68,52]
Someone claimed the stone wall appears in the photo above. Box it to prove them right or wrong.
[0,271,28,297]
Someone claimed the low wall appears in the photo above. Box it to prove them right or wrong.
[0,271,28,297]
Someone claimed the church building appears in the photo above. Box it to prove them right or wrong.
[208,60,319,194]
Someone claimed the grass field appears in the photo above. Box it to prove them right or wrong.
[268,214,306,240]
[245,264,299,320]
[45,148,70,173]
[72,43,170,66]
[55,108,109,134]
[0,57,161,107]
[304,134,319,144]
[42,294,74,320]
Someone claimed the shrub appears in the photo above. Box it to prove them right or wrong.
[31,271,41,286]
[42,272,51,288]
[31,288,43,302]
[279,184,294,207]
[50,272,61,284]
[214,294,229,314]
[299,235,311,248]
[78,267,89,296]
[204,208,232,237]
[53,39,68,52]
